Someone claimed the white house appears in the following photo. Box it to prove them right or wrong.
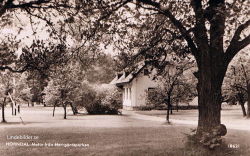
[110,63,158,110]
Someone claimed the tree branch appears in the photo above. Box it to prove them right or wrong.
[225,19,250,64]
[7,0,50,9]
[0,65,27,73]
[233,19,250,41]
[190,0,209,56]
[0,0,13,17]
[137,0,199,61]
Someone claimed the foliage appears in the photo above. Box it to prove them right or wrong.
[84,85,122,115]
[146,56,197,109]
[85,54,116,84]
[0,1,80,73]
[44,61,84,103]
[133,106,153,111]
[43,79,61,107]
[12,73,32,104]
[0,71,32,106]
[20,40,68,104]
[146,88,165,109]
[43,56,122,115]
[78,0,250,137]
[0,71,13,99]
[223,51,250,116]
[100,86,123,114]
[0,34,20,72]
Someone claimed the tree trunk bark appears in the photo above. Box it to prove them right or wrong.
[63,103,67,119]
[11,102,13,115]
[238,93,247,117]
[166,105,170,123]
[18,105,20,113]
[176,101,179,112]
[239,101,247,117]
[53,104,56,117]
[247,84,250,118]
[14,102,16,116]
[196,56,227,136]
[196,84,222,135]
[70,103,78,115]
[2,97,6,123]
[166,95,171,123]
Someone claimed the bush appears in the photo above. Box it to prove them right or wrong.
[146,88,165,109]
[146,87,198,110]
[83,85,122,115]
[133,106,154,111]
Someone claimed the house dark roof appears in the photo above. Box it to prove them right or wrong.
[110,62,147,86]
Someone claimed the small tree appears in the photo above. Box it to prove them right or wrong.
[224,54,250,117]
[0,71,14,122]
[44,61,85,119]
[147,56,196,122]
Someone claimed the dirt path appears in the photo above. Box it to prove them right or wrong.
[129,109,250,131]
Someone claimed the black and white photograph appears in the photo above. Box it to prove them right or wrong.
[0,0,249,156]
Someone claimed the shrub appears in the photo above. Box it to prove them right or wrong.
[83,85,122,115]
[84,99,108,114]
[146,87,198,110]
[133,106,153,111]
[146,88,165,109]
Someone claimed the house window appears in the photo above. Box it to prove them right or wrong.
[144,69,149,75]
[148,88,156,99]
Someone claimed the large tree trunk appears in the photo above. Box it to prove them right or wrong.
[2,97,6,123]
[197,82,222,135]
[196,53,227,136]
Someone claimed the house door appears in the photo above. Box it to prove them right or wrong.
[123,87,132,106]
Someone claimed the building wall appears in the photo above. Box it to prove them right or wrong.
[120,68,159,110]
[133,72,158,107]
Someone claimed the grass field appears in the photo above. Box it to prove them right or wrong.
[0,106,249,156]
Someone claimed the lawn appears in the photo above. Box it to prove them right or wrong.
[0,106,249,156]
[136,105,250,131]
